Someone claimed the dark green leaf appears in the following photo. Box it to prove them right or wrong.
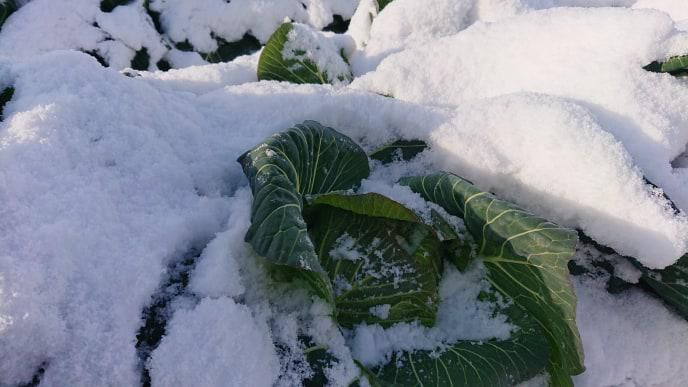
[257,22,351,84]
[131,47,150,71]
[372,304,549,387]
[400,172,584,381]
[307,191,421,223]
[156,59,171,72]
[306,192,442,328]
[203,35,262,63]
[100,0,131,13]
[377,0,394,11]
[238,121,370,301]
[428,208,460,242]
[143,0,163,35]
[644,54,688,76]
[0,86,14,121]
[442,238,474,272]
[302,339,337,387]
[369,139,427,164]
[323,15,350,34]
[83,50,109,67]
[0,0,16,32]
[301,337,369,387]
[635,254,688,320]
[174,40,194,52]
[355,360,383,387]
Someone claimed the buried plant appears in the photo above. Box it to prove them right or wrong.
[238,121,583,386]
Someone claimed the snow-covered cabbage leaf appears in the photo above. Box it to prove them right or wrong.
[306,192,442,327]
[0,0,16,31]
[369,139,427,164]
[400,173,583,382]
[257,22,352,85]
[636,254,688,320]
[370,304,549,387]
[238,121,370,301]
[644,54,688,76]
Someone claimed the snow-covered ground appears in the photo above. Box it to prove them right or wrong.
[1,0,688,386]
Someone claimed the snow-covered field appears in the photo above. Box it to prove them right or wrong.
[1,0,688,386]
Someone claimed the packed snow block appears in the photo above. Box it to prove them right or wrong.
[148,298,280,387]
[354,7,688,268]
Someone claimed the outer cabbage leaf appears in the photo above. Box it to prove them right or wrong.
[238,121,370,300]
[400,173,583,382]
[370,304,549,387]
[305,192,442,327]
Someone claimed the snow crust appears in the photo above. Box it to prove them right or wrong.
[2,0,688,386]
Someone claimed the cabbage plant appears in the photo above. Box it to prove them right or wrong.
[239,121,583,386]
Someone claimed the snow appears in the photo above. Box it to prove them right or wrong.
[633,0,688,24]
[573,275,688,386]
[148,297,280,387]
[368,304,391,320]
[137,52,259,94]
[2,0,688,385]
